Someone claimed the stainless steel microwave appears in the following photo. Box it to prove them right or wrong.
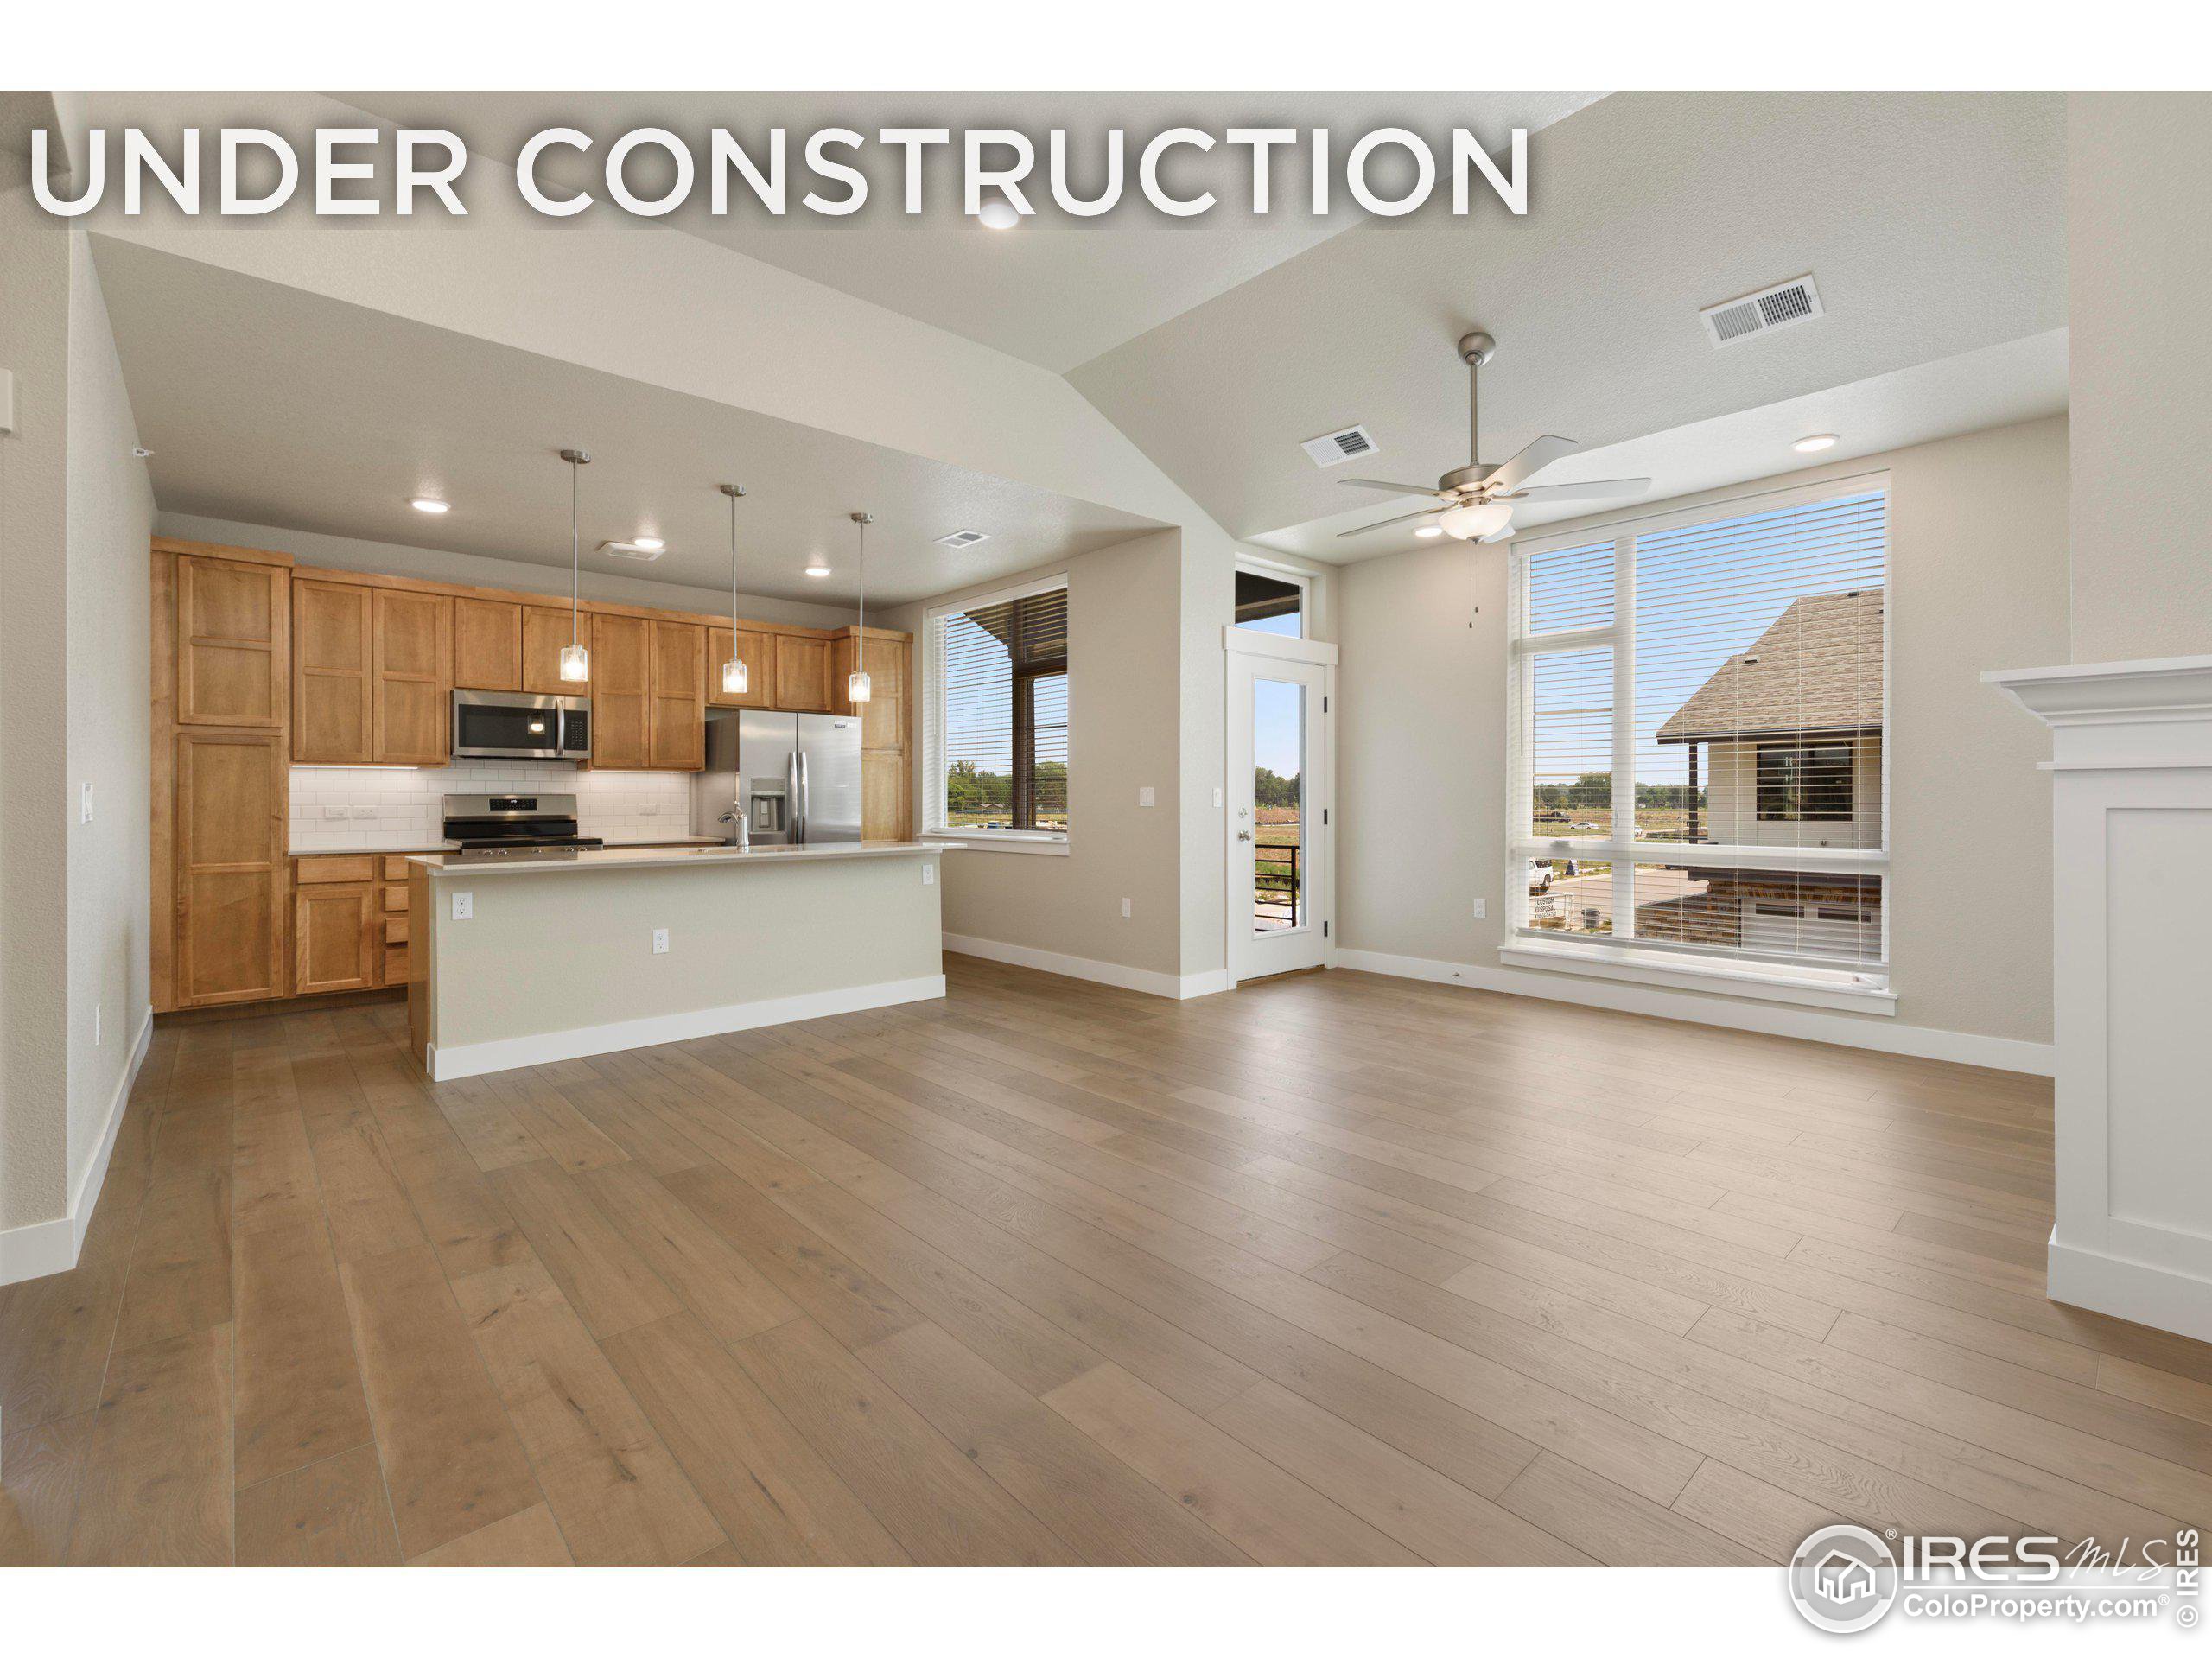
[451,690,590,760]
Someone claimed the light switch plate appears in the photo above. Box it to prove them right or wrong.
[1138,786,1155,808]
[1472,897,1487,919]
[79,782,94,824]
[451,892,474,920]
[1121,897,1132,918]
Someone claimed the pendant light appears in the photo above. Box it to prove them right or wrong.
[719,482,749,696]
[847,512,874,705]
[556,447,591,682]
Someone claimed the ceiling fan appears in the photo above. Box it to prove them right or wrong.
[1338,331,1651,543]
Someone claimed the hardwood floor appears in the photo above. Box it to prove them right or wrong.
[5,957,2208,1567]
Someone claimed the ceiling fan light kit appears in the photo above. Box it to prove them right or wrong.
[1338,329,1652,545]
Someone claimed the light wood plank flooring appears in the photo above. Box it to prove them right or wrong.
[5,957,2208,1566]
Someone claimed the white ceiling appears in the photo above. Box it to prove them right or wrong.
[1252,328,2070,563]
[1070,91,2069,544]
[333,91,1604,373]
[92,236,1162,607]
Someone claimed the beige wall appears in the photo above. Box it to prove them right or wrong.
[0,184,74,1235]
[884,529,1187,980]
[2067,94,2212,663]
[1338,416,2070,1048]
[65,231,155,1198]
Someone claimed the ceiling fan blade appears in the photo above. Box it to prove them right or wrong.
[1336,505,1446,538]
[1338,477,1452,499]
[1484,435,1580,495]
[1503,477,1653,504]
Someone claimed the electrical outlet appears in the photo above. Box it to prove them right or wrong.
[80,782,94,824]
[323,804,348,820]
[1138,786,1155,808]
[641,802,660,816]
[1472,897,1487,919]
[451,891,474,920]
[353,803,378,820]
[922,862,934,885]
[1121,898,1132,918]
[652,927,670,955]
[1212,786,1224,809]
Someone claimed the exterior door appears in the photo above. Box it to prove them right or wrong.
[1228,650,1333,982]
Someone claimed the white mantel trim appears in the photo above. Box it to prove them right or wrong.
[1986,653,2212,771]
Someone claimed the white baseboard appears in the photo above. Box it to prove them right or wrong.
[2050,1236,2212,1344]
[0,1007,155,1288]
[427,974,947,1081]
[944,934,1231,1001]
[1333,947,2055,1077]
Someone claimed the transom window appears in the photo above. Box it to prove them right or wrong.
[1509,480,1889,992]
[924,576,1070,842]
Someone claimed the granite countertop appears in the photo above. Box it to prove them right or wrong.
[289,834,726,856]
[407,840,947,876]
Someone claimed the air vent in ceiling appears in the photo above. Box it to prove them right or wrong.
[1699,274,1824,348]
[597,540,665,562]
[1300,423,1378,468]
[933,529,991,550]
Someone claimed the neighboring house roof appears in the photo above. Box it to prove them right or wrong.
[1657,588,1884,743]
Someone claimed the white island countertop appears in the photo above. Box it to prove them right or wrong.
[406,840,948,877]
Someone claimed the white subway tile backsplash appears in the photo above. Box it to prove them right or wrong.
[289,763,692,845]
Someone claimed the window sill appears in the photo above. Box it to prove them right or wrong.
[1499,940,1896,1015]
[920,830,1070,857]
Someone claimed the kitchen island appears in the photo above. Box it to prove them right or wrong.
[404,842,946,1079]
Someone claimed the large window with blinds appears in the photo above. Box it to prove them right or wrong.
[923,575,1070,844]
[1507,479,1889,995]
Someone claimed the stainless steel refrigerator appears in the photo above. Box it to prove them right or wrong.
[691,709,863,845]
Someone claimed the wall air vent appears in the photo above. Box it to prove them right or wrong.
[1699,274,1824,348]
[597,540,665,562]
[934,529,992,550]
[1300,423,1379,468]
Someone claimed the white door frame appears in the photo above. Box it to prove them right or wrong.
[1224,627,1338,985]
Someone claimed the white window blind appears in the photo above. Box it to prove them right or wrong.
[925,576,1070,837]
[1510,480,1889,986]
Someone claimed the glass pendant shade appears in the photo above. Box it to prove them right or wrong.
[558,643,590,682]
[847,670,873,705]
[721,658,748,696]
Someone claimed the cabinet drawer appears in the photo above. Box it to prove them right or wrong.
[385,915,410,945]
[296,855,377,885]
[382,855,413,882]
[385,944,410,984]
[382,884,410,914]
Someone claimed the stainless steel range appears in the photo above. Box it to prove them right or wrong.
[442,793,605,861]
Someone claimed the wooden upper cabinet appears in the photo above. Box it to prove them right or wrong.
[773,634,833,714]
[291,578,372,764]
[647,621,706,771]
[175,729,286,1007]
[837,633,908,748]
[372,589,453,765]
[523,606,588,693]
[589,612,651,768]
[453,597,522,691]
[705,625,772,708]
[177,555,288,728]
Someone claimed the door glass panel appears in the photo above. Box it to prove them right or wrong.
[1254,678,1306,934]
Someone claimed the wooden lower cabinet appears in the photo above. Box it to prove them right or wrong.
[294,883,377,995]
[175,729,289,1007]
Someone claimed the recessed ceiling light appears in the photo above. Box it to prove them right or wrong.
[977,198,1020,231]
[1792,433,1839,454]
[632,536,664,551]
[804,561,831,578]
[1414,524,1444,538]
[410,498,450,514]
